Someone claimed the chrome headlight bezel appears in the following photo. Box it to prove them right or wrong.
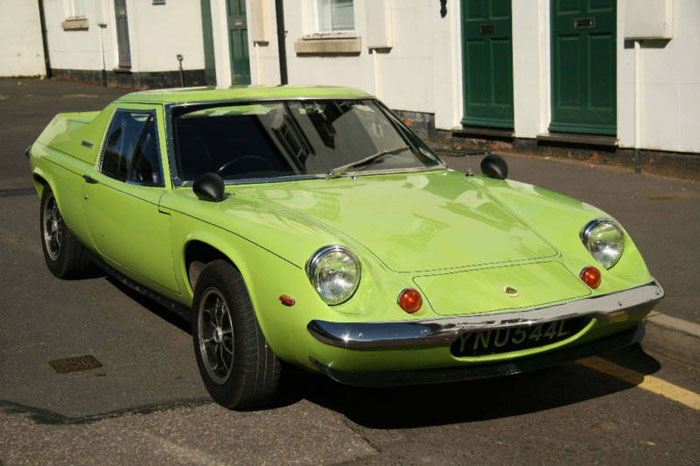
[306,245,361,305]
[580,218,625,269]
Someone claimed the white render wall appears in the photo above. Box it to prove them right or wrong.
[18,0,697,154]
[127,1,204,72]
[42,0,204,73]
[0,0,46,76]
[239,0,700,154]
[618,0,700,153]
[42,0,116,71]
[247,0,463,130]
[511,0,550,139]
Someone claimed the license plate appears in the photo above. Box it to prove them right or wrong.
[450,317,590,357]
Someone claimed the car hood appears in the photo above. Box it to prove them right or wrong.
[234,170,558,272]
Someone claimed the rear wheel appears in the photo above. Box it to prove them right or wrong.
[40,186,90,278]
[192,260,281,409]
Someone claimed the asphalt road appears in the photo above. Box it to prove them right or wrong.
[0,78,698,465]
[0,78,127,190]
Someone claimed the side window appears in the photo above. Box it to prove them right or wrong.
[101,111,163,186]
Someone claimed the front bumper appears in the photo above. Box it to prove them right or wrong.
[307,280,663,350]
[310,323,645,387]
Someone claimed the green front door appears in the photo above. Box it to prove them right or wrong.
[461,0,514,128]
[550,0,616,135]
[227,0,251,85]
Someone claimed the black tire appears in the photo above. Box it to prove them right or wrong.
[40,186,90,279]
[192,259,281,409]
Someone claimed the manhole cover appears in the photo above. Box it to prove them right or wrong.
[49,355,103,374]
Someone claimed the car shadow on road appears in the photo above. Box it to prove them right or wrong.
[101,279,664,425]
[283,345,661,429]
[105,276,192,334]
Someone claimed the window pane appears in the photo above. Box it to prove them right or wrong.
[331,0,354,31]
[101,111,162,185]
[128,115,162,185]
[72,0,86,17]
[318,0,354,32]
[318,0,332,31]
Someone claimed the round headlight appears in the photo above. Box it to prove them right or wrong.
[306,245,361,305]
[580,219,625,269]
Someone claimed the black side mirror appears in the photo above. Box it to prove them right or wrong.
[193,173,225,202]
[480,154,508,180]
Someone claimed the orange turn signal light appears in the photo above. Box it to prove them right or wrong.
[580,266,601,289]
[398,288,422,313]
[279,295,296,307]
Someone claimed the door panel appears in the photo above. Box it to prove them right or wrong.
[85,179,179,294]
[226,0,251,85]
[85,106,180,294]
[550,0,616,135]
[461,0,514,128]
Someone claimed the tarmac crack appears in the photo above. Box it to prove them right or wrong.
[340,417,383,455]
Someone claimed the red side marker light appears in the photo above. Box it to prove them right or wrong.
[279,295,296,307]
[580,266,601,289]
[398,288,422,313]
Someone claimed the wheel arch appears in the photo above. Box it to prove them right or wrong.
[32,170,52,199]
[180,232,307,361]
[184,239,239,294]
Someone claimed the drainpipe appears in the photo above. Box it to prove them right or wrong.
[98,0,107,86]
[275,0,288,85]
[37,0,52,78]
[98,23,107,86]
[634,40,642,174]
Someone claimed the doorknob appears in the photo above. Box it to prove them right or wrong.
[82,174,99,184]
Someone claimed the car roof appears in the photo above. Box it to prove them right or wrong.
[115,85,371,105]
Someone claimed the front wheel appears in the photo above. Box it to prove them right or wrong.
[192,260,281,409]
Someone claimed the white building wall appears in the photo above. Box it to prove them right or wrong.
[511,0,550,139]
[618,0,700,153]
[0,0,45,77]
[127,1,204,72]
[42,0,204,73]
[247,0,462,129]
[42,0,114,71]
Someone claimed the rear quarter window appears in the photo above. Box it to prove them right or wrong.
[101,110,163,186]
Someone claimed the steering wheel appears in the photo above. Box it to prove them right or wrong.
[215,155,276,177]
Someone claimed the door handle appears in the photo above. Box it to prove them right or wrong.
[82,174,99,184]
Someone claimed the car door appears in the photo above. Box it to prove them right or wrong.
[83,105,180,295]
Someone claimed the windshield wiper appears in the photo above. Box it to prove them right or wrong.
[326,145,411,179]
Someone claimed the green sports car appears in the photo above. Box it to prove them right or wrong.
[27,86,663,409]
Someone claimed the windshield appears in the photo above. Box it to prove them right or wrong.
[171,99,442,184]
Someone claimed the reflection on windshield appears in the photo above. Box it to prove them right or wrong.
[172,99,441,183]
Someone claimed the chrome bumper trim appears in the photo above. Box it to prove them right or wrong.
[310,324,646,387]
[307,280,663,350]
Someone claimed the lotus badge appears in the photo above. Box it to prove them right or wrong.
[503,286,519,297]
